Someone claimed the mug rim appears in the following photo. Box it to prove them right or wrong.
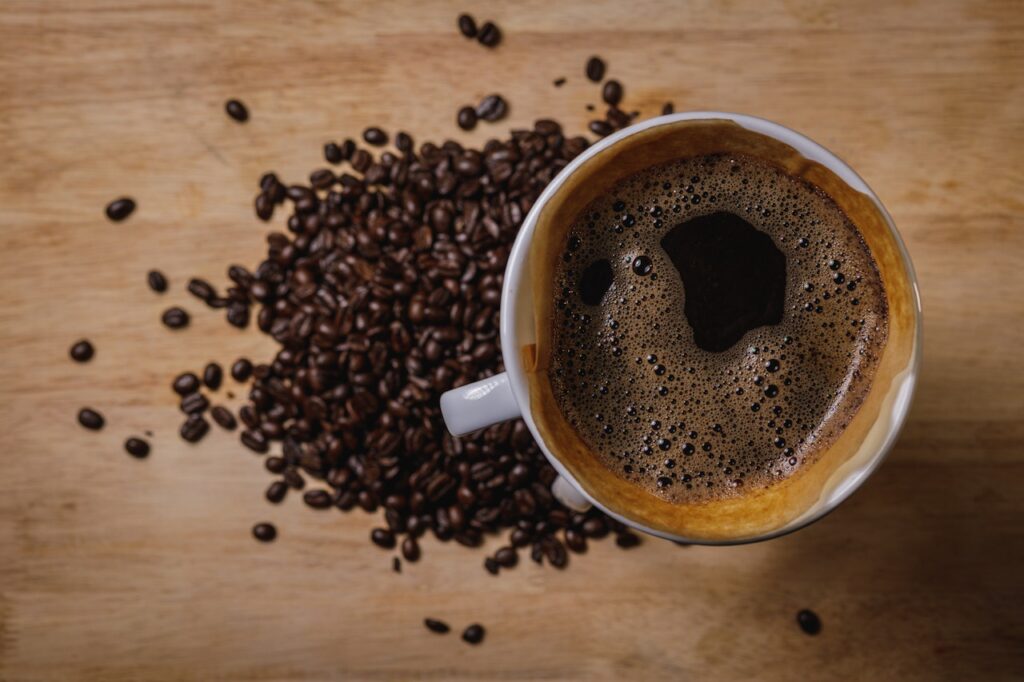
[500,111,923,545]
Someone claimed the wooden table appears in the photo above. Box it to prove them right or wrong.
[1,1,1022,679]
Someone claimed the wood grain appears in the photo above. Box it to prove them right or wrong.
[1,0,1022,679]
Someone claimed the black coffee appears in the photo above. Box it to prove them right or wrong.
[549,153,888,503]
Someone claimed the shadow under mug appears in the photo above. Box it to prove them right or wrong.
[440,112,922,545]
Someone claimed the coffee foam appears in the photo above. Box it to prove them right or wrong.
[547,153,888,504]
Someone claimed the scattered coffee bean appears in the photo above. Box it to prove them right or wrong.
[225,99,249,123]
[180,392,209,415]
[371,528,396,549]
[187,278,216,302]
[401,536,421,562]
[180,414,209,442]
[203,362,223,390]
[495,546,518,567]
[105,198,136,222]
[211,406,237,430]
[586,56,605,82]
[283,468,305,490]
[226,302,250,328]
[324,141,343,164]
[615,531,641,548]
[477,21,500,47]
[462,624,485,645]
[395,131,413,153]
[589,120,614,137]
[797,609,822,635]
[78,408,104,430]
[362,127,388,146]
[146,269,168,293]
[240,429,269,454]
[161,307,189,329]
[425,618,450,634]
[457,106,477,131]
[252,522,276,542]
[607,107,631,130]
[476,94,508,122]
[564,529,587,553]
[266,480,288,503]
[602,80,623,106]
[172,372,200,396]
[69,339,94,363]
[230,358,253,382]
[303,489,332,509]
[553,77,566,87]
[124,437,150,458]
[457,13,477,38]
[484,557,499,575]
[254,193,273,221]
[662,101,675,115]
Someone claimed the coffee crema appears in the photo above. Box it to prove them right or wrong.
[548,153,888,504]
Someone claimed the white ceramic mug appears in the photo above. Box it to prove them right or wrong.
[440,112,922,545]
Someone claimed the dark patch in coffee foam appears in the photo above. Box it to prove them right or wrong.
[548,154,888,504]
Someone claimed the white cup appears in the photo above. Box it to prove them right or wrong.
[440,112,922,544]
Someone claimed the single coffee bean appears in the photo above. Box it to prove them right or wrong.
[303,490,332,509]
[588,120,614,137]
[495,546,518,567]
[582,517,608,538]
[147,269,168,293]
[424,618,450,634]
[266,480,288,503]
[283,468,305,490]
[395,131,413,153]
[180,392,209,415]
[78,408,104,430]
[265,456,286,474]
[362,127,388,146]
[172,372,200,396]
[69,339,94,362]
[371,528,396,549]
[615,531,640,548]
[457,13,477,38]
[105,197,136,222]
[180,414,209,443]
[225,99,249,122]
[477,21,501,47]
[462,624,485,645]
[230,358,253,382]
[211,406,237,430]
[254,193,273,221]
[602,80,623,106]
[457,106,477,131]
[401,536,421,562]
[662,101,674,115]
[476,94,508,122]
[203,362,223,390]
[797,609,822,635]
[392,557,401,573]
[226,302,250,328]
[324,141,343,164]
[564,529,587,553]
[252,522,276,542]
[124,437,150,458]
[187,278,216,302]
[585,56,605,82]
[606,107,631,130]
[240,429,269,454]
[161,307,189,329]
[484,557,499,575]
[553,77,566,87]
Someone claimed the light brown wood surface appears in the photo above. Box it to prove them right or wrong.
[1,1,1022,680]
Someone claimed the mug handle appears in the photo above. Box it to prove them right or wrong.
[440,373,593,512]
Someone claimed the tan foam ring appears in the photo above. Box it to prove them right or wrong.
[524,120,917,541]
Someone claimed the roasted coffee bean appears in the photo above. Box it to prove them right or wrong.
[266,480,288,503]
[588,120,614,137]
[476,94,508,122]
[187,278,216,302]
[324,141,343,164]
[602,80,623,106]
[240,429,269,454]
[363,127,388,146]
[180,414,209,442]
[161,307,189,329]
[582,517,608,538]
[484,557,499,574]
[254,193,273,221]
[203,362,223,390]
[265,456,286,474]
[252,522,276,542]
[607,107,631,129]
[585,56,605,82]
[231,358,253,382]
[124,437,150,458]
[477,21,500,47]
[425,618,450,634]
[147,269,168,293]
[797,609,822,635]
[226,302,250,328]
[105,197,136,222]
[662,101,675,115]
[553,77,566,87]
[395,131,413,153]
[283,468,305,490]
[462,624,485,645]
[211,406,237,430]
[172,372,200,396]
[564,529,587,553]
[77,408,104,430]
[371,528,396,549]
[225,99,249,122]
[392,557,401,573]
[457,106,477,131]
[303,490,332,509]
[180,392,209,414]
[544,539,568,568]
[615,531,640,548]
[70,339,94,362]
[457,13,477,38]
[401,536,421,562]
[495,546,518,567]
